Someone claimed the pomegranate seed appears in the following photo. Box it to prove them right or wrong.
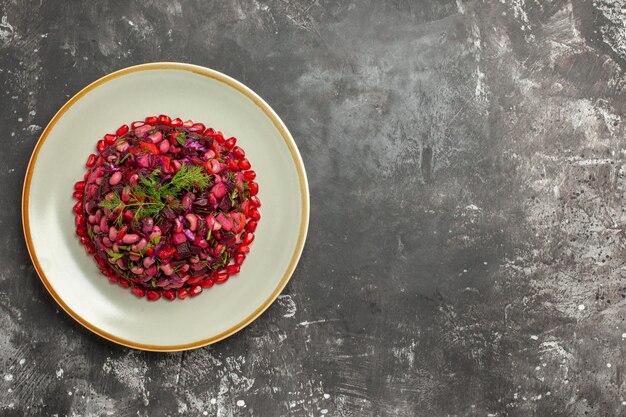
[235,253,245,265]
[204,127,216,137]
[248,181,258,196]
[145,116,158,124]
[250,196,261,208]
[211,244,223,256]
[73,201,83,214]
[116,124,129,136]
[232,146,245,159]
[71,190,82,200]
[147,290,161,301]
[108,275,119,284]
[246,220,257,233]
[157,246,176,259]
[201,278,215,288]
[86,245,96,255]
[243,170,256,181]
[191,122,205,132]
[171,118,183,127]
[186,275,204,285]
[131,287,146,298]
[237,245,250,254]
[97,140,106,153]
[226,158,239,171]
[117,225,128,241]
[104,134,116,145]
[178,288,189,299]
[119,279,130,288]
[86,154,96,167]
[158,115,171,125]
[131,121,145,129]
[74,181,85,191]
[227,264,240,275]
[76,228,87,237]
[225,137,236,149]
[80,236,89,245]
[83,171,90,181]
[215,272,229,283]
[182,119,193,128]
[249,208,261,221]
[189,285,203,296]
[75,214,85,227]
[238,158,251,170]
[243,232,255,245]
[145,247,154,257]
[163,290,176,300]
[214,132,225,143]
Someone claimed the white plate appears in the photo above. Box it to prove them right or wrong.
[22,63,309,351]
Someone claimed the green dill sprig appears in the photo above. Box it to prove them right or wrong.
[99,163,210,223]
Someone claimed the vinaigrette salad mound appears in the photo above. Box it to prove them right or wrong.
[72,115,261,301]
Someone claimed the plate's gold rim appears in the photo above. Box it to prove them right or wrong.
[21,62,309,352]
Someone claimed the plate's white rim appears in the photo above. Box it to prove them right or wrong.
[22,62,310,352]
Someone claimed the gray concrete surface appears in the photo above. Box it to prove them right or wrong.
[2,0,626,416]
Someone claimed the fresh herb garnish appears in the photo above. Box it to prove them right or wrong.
[175,132,187,146]
[99,163,210,222]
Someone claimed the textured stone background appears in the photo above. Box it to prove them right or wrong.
[2,0,626,416]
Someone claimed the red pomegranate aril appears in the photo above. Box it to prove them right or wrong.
[86,245,96,255]
[249,208,261,221]
[171,118,183,127]
[232,146,245,159]
[190,122,205,132]
[225,137,236,149]
[73,201,83,214]
[157,246,176,259]
[75,214,85,227]
[116,225,128,241]
[178,288,189,299]
[238,158,251,170]
[158,114,171,125]
[131,287,146,298]
[201,278,215,288]
[147,290,161,301]
[182,119,193,128]
[243,170,256,181]
[204,127,216,136]
[76,228,87,237]
[80,236,89,245]
[119,279,130,288]
[72,190,83,200]
[214,131,225,143]
[189,285,203,296]
[97,140,106,153]
[131,121,145,129]
[248,181,258,196]
[145,116,158,124]
[246,220,257,233]
[226,158,239,172]
[215,272,229,283]
[86,154,96,168]
[116,124,129,136]
[243,232,255,245]
[250,195,261,208]
[227,264,240,275]
[74,181,85,191]
[235,253,245,265]
[237,245,250,254]
[104,134,116,145]
[163,290,176,300]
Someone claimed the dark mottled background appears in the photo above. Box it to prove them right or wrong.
[2,0,626,416]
